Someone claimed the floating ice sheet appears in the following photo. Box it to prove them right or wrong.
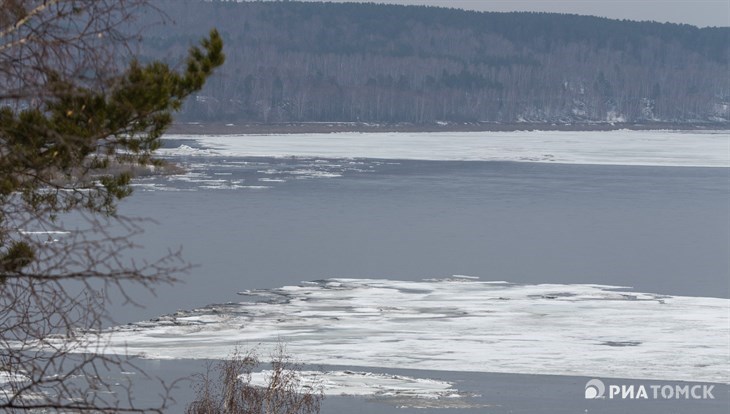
[0,371,27,386]
[98,277,730,384]
[139,153,376,192]
[160,130,729,167]
[18,230,71,235]
[249,370,459,399]
[248,370,485,408]
[0,372,40,403]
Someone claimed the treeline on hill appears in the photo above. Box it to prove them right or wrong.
[140,0,730,124]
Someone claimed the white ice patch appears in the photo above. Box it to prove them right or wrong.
[98,278,729,384]
[0,371,40,403]
[130,182,183,192]
[18,230,70,235]
[17,229,71,243]
[289,169,342,179]
[157,144,220,157]
[161,130,730,167]
[239,185,272,190]
[0,371,27,386]
[249,370,459,399]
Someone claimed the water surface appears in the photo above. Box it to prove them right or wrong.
[109,155,729,324]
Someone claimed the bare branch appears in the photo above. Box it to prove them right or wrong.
[1,1,224,411]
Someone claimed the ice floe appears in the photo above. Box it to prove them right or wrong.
[18,230,71,235]
[96,277,729,384]
[161,130,729,167]
[0,371,40,404]
[249,370,459,399]
[161,144,220,157]
[248,369,482,407]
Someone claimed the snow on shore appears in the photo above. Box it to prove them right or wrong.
[160,130,729,167]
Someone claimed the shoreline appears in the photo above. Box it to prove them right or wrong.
[167,121,730,135]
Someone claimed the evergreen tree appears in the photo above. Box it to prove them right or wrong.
[0,1,224,411]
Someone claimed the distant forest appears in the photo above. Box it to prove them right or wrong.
[141,0,730,124]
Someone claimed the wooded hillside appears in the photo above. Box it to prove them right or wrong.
[142,0,730,124]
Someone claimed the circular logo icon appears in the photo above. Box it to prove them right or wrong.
[585,379,606,399]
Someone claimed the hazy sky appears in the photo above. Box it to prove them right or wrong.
[300,0,730,27]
